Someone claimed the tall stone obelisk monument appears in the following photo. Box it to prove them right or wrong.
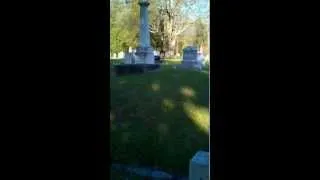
[135,0,154,64]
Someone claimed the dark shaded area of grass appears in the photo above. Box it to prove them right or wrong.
[111,169,143,180]
[110,62,209,176]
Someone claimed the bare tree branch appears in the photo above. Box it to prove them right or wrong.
[174,22,194,36]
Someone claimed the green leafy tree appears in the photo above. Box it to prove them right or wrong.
[110,0,139,54]
[110,0,209,57]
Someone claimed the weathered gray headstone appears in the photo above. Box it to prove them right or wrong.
[123,52,133,64]
[189,151,209,180]
[179,46,204,70]
[183,46,198,62]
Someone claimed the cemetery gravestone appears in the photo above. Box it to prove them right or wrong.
[179,46,203,70]
[123,52,133,64]
[189,151,209,180]
[183,46,197,63]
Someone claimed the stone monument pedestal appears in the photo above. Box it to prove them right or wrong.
[135,46,155,64]
[113,0,160,75]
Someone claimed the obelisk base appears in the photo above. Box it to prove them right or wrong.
[135,46,155,64]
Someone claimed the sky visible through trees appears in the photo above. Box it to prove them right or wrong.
[110,0,209,57]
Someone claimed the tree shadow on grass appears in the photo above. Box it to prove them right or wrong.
[110,67,209,176]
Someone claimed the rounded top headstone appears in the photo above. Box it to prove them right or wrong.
[183,46,197,52]
[191,151,209,166]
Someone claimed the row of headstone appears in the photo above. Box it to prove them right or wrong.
[110,49,160,60]
[111,46,207,68]
[122,52,145,64]
[110,52,125,59]
[119,50,161,65]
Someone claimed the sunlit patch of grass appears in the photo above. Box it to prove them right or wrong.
[110,65,209,175]
[180,86,195,97]
[183,101,209,134]
[162,99,175,111]
[151,83,160,91]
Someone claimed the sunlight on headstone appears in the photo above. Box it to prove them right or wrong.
[162,99,175,111]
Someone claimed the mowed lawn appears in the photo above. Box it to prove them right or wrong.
[110,61,209,176]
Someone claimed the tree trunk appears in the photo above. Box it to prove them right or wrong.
[175,44,179,57]
[168,37,176,57]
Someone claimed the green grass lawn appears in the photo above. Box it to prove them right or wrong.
[110,63,209,176]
